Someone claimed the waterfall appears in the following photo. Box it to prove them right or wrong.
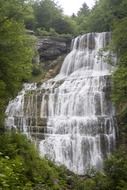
[5,32,117,175]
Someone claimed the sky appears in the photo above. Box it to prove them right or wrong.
[57,0,95,15]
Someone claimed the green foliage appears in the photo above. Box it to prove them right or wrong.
[31,0,77,36]
[33,0,62,31]
[112,18,127,55]
[32,65,42,76]
[77,2,90,17]
[87,0,116,32]
[110,3,127,124]
[104,149,127,190]
[74,149,127,190]
[52,16,78,35]
[4,132,126,190]
[36,27,58,37]
[0,132,36,189]
[0,132,80,190]
[0,0,35,126]
[72,0,113,33]
[112,66,127,105]
[71,2,90,34]
[75,178,96,190]
[73,0,127,34]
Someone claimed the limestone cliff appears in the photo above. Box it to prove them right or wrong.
[35,36,71,82]
[37,36,71,61]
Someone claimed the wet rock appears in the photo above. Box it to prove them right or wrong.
[31,133,45,140]
[105,32,111,46]
[80,33,95,50]
[37,118,47,126]
[29,126,46,133]
[88,33,95,49]
[94,93,101,115]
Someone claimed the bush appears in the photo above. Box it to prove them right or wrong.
[36,27,58,37]
[0,132,78,189]
[32,65,42,76]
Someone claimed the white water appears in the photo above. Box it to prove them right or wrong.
[5,32,117,175]
[5,83,37,133]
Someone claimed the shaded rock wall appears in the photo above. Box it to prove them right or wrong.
[37,36,71,62]
[36,36,71,81]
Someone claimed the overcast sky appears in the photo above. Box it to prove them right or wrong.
[57,0,95,15]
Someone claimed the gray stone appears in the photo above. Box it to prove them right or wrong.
[94,93,101,115]
[37,37,71,62]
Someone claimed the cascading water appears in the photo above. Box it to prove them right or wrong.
[5,32,117,175]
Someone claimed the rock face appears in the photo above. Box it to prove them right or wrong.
[37,37,71,62]
[5,32,117,175]
[34,36,72,81]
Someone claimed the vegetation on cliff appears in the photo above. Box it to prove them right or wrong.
[0,132,81,190]
[1,132,127,190]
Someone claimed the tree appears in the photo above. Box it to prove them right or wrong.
[74,2,90,34]
[0,0,35,127]
[77,2,89,17]
[52,16,78,35]
[33,0,62,30]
